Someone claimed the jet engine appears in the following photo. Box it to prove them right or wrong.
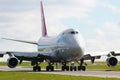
[106,57,118,66]
[7,57,19,68]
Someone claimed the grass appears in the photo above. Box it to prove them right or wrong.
[0,72,119,80]
[86,62,120,71]
[0,62,120,80]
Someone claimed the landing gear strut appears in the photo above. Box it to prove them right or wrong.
[31,61,41,71]
[70,62,77,71]
[33,66,41,71]
[78,59,86,71]
[61,62,69,71]
[33,63,41,71]
[46,63,54,71]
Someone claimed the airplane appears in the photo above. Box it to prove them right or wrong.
[0,1,120,72]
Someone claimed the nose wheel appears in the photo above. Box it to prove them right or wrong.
[70,61,77,71]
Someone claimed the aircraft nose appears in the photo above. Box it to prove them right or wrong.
[73,34,85,54]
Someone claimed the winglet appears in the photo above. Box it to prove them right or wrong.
[40,1,47,37]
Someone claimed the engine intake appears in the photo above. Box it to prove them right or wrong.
[106,57,118,67]
[7,57,18,68]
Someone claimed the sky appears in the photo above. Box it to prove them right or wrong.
[0,0,120,54]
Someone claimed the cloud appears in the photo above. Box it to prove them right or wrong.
[0,0,38,12]
[0,0,97,51]
[95,22,120,36]
[103,1,120,14]
[103,22,120,35]
[86,22,120,51]
[95,29,105,37]
[86,37,120,52]
[45,0,97,19]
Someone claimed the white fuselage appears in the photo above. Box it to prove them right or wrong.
[38,29,85,62]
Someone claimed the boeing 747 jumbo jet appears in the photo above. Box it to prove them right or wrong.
[0,1,120,71]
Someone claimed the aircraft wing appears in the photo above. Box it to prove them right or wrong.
[0,52,6,57]
[2,38,38,45]
[0,51,53,61]
[82,54,101,63]
[83,51,120,63]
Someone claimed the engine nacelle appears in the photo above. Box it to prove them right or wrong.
[7,57,19,68]
[106,57,118,67]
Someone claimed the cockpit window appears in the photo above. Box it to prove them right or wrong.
[71,31,75,34]
[76,31,78,34]
[70,31,78,34]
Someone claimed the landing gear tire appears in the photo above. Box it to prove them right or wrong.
[62,66,65,71]
[74,66,77,71]
[66,66,69,71]
[46,66,54,71]
[46,66,49,71]
[61,66,69,71]
[70,66,76,71]
[70,66,73,71]
[78,66,86,71]
[51,66,54,71]
[33,66,41,71]
[81,66,86,71]
[33,66,36,71]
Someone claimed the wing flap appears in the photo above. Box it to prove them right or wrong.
[83,54,101,63]
[83,54,101,60]
[84,50,120,63]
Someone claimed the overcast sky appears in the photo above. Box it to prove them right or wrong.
[0,0,120,53]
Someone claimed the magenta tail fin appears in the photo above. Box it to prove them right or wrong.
[40,1,47,37]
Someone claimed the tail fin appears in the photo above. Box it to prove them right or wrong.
[40,1,47,37]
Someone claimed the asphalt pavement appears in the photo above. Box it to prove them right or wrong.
[0,66,120,78]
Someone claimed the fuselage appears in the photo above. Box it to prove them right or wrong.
[38,28,85,62]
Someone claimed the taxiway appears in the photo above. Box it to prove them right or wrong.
[0,66,120,78]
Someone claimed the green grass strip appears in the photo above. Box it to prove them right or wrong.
[0,72,119,80]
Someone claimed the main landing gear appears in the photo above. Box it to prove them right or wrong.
[61,62,70,71]
[78,59,86,71]
[70,62,77,71]
[31,60,41,71]
[33,63,41,71]
[33,66,41,71]
[61,59,86,71]
[46,63,54,71]
[31,59,86,72]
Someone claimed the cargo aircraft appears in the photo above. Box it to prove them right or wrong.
[0,1,120,71]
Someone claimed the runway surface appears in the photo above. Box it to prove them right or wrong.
[0,66,120,78]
